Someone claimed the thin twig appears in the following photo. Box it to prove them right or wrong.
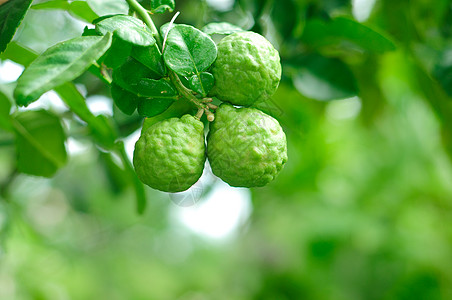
[99,63,112,84]
[169,71,204,109]
[125,0,216,121]
[195,108,204,119]
[162,11,181,51]
[125,0,162,46]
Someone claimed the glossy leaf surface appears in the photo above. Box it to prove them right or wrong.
[0,0,33,53]
[13,110,67,177]
[150,0,175,14]
[15,34,112,106]
[162,24,217,77]
[189,72,214,97]
[95,15,155,47]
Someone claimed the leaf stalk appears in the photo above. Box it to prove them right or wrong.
[126,0,216,121]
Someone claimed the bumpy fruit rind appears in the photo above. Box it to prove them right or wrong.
[133,115,206,192]
[207,104,287,187]
[210,31,281,106]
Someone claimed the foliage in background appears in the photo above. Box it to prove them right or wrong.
[0,0,452,299]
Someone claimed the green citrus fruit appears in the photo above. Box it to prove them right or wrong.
[207,104,287,187]
[210,31,281,106]
[133,114,206,192]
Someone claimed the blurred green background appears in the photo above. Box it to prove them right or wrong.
[1,0,452,299]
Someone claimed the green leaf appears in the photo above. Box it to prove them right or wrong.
[110,84,139,115]
[0,83,14,131]
[95,15,156,47]
[131,44,166,77]
[162,24,217,77]
[0,0,33,53]
[32,0,70,10]
[160,23,171,37]
[291,54,358,101]
[302,17,396,54]
[68,1,99,23]
[99,151,129,193]
[55,83,117,149]
[2,42,118,149]
[31,0,100,22]
[178,74,191,90]
[0,41,37,66]
[87,0,128,16]
[112,57,162,91]
[141,99,196,133]
[189,72,214,97]
[270,0,297,39]
[82,26,102,37]
[137,97,175,117]
[14,34,113,106]
[201,22,244,35]
[13,110,67,178]
[150,0,175,14]
[113,109,143,137]
[131,78,178,98]
[103,36,132,69]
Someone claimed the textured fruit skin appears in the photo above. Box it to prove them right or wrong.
[210,31,281,106]
[207,104,287,187]
[133,115,206,192]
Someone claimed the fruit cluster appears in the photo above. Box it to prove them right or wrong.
[9,1,289,211]
[133,31,288,192]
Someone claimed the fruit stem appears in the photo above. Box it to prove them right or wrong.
[169,72,203,109]
[207,103,218,110]
[169,72,215,121]
[195,108,204,120]
[204,109,215,122]
[126,0,215,121]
